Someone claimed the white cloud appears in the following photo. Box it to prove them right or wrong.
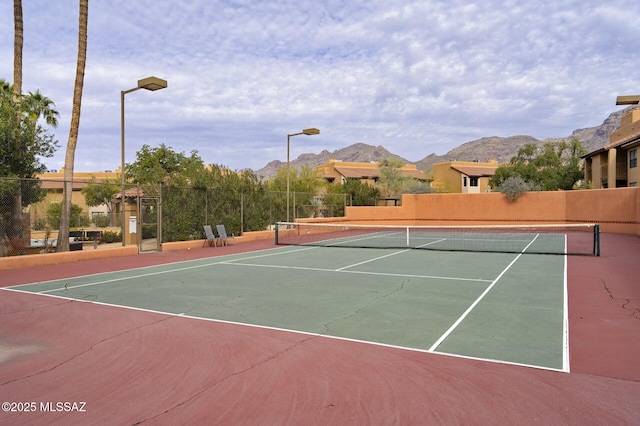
[1,0,640,173]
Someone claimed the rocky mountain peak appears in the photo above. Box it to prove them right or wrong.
[254,109,628,179]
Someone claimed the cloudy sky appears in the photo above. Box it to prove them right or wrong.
[1,0,639,173]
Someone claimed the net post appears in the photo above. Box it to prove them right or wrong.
[406,226,410,247]
[594,224,600,256]
[275,222,279,245]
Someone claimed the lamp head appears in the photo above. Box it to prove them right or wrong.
[616,95,640,106]
[302,128,320,135]
[138,76,168,91]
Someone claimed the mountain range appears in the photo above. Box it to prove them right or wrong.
[254,109,627,179]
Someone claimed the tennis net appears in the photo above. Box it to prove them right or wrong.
[275,222,600,256]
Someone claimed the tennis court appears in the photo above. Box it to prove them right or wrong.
[2,229,640,424]
[7,225,571,371]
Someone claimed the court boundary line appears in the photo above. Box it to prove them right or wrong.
[6,245,320,293]
[11,245,495,294]
[427,251,526,351]
[219,261,493,283]
[563,235,570,372]
[6,240,568,371]
[426,233,571,373]
[0,286,568,374]
[335,247,412,271]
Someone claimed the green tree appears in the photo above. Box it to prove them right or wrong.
[1,80,58,255]
[0,80,59,176]
[124,144,207,242]
[236,169,271,231]
[268,164,326,220]
[328,179,380,206]
[81,177,121,223]
[490,139,586,192]
[125,144,273,241]
[47,202,85,230]
[377,157,415,198]
[127,143,205,186]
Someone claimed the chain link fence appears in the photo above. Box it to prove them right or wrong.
[0,177,350,256]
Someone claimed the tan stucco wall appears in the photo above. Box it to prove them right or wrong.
[0,245,138,271]
[7,188,638,270]
[161,230,274,252]
[337,188,639,235]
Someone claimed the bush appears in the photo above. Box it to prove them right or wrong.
[101,230,121,243]
[93,215,111,227]
[33,217,47,231]
[496,176,540,202]
[75,213,91,228]
[403,182,434,194]
[46,202,85,229]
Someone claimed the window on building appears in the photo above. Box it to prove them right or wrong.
[630,149,637,168]
[469,177,478,187]
[463,176,468,187]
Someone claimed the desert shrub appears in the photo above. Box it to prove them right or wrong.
[496,176,540,202]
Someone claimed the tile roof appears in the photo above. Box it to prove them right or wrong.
[333,166,427,180]
[450,165,500,177]
[39,180,89,190]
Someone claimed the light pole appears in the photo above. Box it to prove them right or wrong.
[286,128,320,222]
[121,76,167,246]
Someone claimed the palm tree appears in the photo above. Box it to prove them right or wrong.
[23,90,60,130]
[12,0,22,109]
[57,0,88,252]
[5,0,24,251]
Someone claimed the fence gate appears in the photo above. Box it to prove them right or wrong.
[138,195,161,252]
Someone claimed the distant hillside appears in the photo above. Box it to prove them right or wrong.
[254,143,407,179]
[254,109,627,179]
[414,109,625,172]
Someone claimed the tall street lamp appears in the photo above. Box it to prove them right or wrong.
[121,76,167,246]
[286,128,320,222]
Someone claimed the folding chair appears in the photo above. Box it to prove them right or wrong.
[203,225,218,247]
[216,224,235,246]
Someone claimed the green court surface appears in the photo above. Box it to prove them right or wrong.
[10,244,568,371]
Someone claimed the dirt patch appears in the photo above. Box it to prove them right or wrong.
[0,340,45,363]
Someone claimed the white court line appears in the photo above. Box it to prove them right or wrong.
[7,244,305,290]
[0,286,566,373]
[219,261,492,283]
[335,248,411,271]
[428,234,541,353]
[325,231,403,246]
[27,246,320,294]
[563,235,570,372]
[3,232,569,372]
[30,242,493,294]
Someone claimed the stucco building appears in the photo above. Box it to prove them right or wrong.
[583,107,640,188]
[431,160,502,193]
[31,169,118,226]
[317,159,427,185]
